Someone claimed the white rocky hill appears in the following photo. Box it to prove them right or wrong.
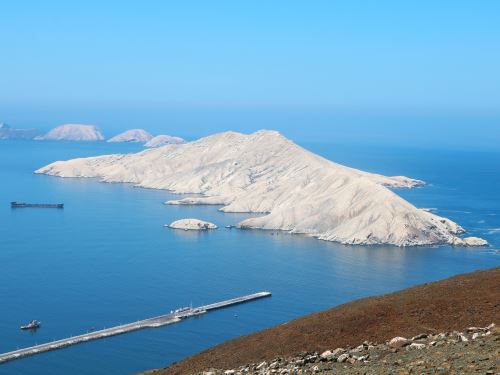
[145,134,185,147]
[35,130,487,247]
[107,129,153,143]
[35,124,104,141]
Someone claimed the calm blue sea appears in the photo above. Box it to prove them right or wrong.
[0,139,498,375]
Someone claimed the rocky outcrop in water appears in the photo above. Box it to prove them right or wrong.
[167,218,218,230]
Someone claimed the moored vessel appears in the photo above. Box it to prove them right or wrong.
[20,320,41,330]
[11,202,64,208]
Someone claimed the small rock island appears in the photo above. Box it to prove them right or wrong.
[167,218,218,231]
[107,129,153,143]
[145,134,185,147]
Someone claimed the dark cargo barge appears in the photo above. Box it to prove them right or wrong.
[11,202,64,209]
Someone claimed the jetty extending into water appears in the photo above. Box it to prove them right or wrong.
[0,291,271,364]
[10,202,64,209]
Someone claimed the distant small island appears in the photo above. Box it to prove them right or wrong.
[107,129,153,143]
[0,123,187,145]
[167,219,218,231]
[35,124,104,141]
[145,135,186,147]
[0,123,39,140]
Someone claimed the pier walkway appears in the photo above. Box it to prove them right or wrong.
[0,291,271,364]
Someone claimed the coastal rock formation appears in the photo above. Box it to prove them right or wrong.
[167,219,217,230]
[35,124,104,141]
[0,123,39,140]
[449,236,489,246]
[107,129,153,143]
[35,130,487,246]
[145,135,186,147]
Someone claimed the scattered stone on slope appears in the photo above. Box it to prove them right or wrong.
[192,323,498,375]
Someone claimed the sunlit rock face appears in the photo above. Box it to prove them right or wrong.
[36,130,486,247]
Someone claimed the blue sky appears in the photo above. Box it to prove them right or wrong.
[0,1,499,148]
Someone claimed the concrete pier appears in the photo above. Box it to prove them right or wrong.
[0,291,271,364]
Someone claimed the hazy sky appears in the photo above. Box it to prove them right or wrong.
[1,1,499,148]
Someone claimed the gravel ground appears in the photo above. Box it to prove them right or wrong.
[195,323,499,375]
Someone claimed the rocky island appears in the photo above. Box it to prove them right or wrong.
[35,130,488,247]
[35,124,105,141]
[145,135,186,147]
[0,123,39,140]
[167,219,217,230]
[107,129,153,143]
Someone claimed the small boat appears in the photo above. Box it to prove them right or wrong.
[225,225,234,229]
[20,320,41,330]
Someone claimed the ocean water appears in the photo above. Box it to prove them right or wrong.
[0,139,498,375]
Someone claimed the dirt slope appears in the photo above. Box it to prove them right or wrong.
[155,267,500,375]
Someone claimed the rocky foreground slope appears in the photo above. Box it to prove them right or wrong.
[155,268,499,375]
[188,323,498,374]
[35,130,486,246]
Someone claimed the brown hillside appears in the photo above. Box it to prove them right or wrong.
[156,267,500,375]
